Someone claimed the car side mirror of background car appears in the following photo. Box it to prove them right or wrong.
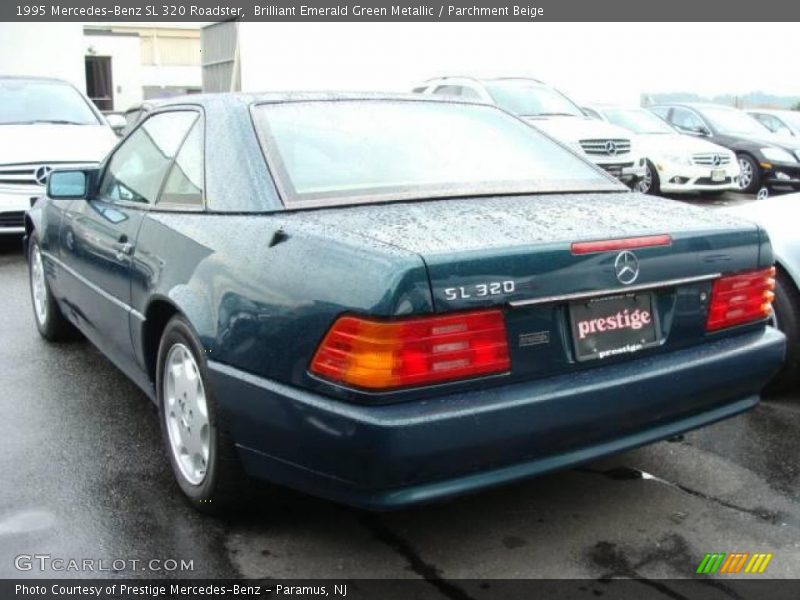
[677,125,709,137]
[47,169,95,200]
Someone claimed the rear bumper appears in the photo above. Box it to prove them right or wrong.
[208,327,785,509]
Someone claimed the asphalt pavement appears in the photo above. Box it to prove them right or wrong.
[1,191,799,589]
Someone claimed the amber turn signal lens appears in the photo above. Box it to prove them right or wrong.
[310,310,510,390]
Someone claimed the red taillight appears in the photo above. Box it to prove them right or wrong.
[310,310,510,390]
[706,266,776,332]
[571,234,672,255]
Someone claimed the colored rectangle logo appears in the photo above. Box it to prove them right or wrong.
[696,552,773,574]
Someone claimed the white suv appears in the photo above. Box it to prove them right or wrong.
[0,76,118,235]
[414,77,646,187]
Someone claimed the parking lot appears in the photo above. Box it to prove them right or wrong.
[0,191,798,589]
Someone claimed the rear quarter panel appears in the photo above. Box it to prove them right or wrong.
[129,212,433,398]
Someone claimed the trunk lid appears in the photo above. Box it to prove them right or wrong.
[300,192,762,310]
[296,192,767,382]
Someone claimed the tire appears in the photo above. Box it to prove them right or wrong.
[765,271,800,395]
[27,233,77,341]
[736,154,762,195]
[156,315,249,513]
[638,160,660,195]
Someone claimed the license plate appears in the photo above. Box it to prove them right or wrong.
[569,293,660,361]
[711,168,726,182]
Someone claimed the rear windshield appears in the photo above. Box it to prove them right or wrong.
[252,100,621,208]
[0,79,101,126]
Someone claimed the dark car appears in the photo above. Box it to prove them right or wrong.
[25,93,785,513]
[649,102,800,194]
[747,109,800,139]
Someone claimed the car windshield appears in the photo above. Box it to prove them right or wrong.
[699,107,769,136]
[252,100,620,207]
[0,79,100,126]
[602,108,675,134]
[484,81,584,117]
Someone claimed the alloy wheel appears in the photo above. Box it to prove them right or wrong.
[30,244,48,326]
[164,343,210,485]
[639,165,653,193]
[738,157,753,190]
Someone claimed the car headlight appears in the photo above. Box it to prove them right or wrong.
[663,153,692,166]
[760,147,797,163]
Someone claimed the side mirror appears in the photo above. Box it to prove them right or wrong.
[47,169,93,200]
[105,114,127,137]
[678,125,710,137]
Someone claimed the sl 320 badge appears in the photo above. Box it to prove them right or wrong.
[443,280,516,300]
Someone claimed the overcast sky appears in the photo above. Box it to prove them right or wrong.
[238,22,796,104]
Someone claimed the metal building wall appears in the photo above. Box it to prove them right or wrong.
[201,22,240,93]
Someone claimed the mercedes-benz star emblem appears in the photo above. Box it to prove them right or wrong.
[614,250,640,285]
[34,165,53,186]
[712,154,721,166]
[605,141,617,156]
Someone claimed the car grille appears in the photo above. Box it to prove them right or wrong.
[0,211,25,229]
[692,153,732,166]
[579,139,632,156]
[0,164,41,186]
[695,177,733,186]
[0,162,94,189]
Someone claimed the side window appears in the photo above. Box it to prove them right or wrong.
[121,109,144,136]
[124,109,141,128]
[671,108,705,131]
[97,111,198,204]
[158,118,204,207]
[756,114,790,135]
[459,87,482,100]
[433,85,465,97]
[649,106,670,119]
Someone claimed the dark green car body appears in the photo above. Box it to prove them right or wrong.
[25,94,785,508]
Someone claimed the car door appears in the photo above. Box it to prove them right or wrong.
[127,114,207,373]
[59,109,200,372]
